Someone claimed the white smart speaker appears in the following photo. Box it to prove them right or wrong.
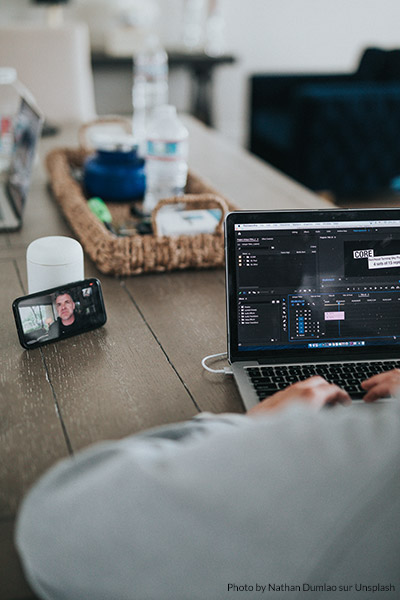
[27,236,84,294]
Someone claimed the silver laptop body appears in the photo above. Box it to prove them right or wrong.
[225,209,400,410]
[0,96,43,232]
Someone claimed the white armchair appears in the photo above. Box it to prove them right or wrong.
[0,22,97,123]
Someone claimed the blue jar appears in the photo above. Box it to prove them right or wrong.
[83,136,146,202]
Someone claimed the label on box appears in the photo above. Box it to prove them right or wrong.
[156,208,221,236]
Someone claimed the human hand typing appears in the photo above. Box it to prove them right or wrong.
[361,368,400,402]
[247,376,351,416]
[247,369,400,417]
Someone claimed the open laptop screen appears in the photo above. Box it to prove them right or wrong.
[7,97,43,219]
[225,209,400,363]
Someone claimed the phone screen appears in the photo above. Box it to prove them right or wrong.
[12,278,107,349]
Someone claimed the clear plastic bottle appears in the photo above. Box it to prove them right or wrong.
[205,0,226,57]
[0,67,20,174]
[143,105,189,215]
[182,0,207,51]
[131,74,147,155]
[132,33,168,152]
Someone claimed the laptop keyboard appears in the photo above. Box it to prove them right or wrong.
[246,361,400,400]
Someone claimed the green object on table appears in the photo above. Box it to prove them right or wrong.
[87,197,112,223]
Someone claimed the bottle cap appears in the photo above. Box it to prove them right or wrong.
[0,67,17,85]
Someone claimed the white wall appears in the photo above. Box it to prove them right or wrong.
[214,0,400,146]
[2,0,400,146]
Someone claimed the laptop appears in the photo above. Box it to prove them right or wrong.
[225,208,400,409]
[0,95,43,231]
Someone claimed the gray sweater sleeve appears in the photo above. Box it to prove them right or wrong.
[15,404,400,600]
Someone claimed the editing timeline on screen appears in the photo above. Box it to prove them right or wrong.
[235,219,400,352]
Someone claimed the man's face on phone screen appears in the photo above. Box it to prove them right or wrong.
[55,294,75,324]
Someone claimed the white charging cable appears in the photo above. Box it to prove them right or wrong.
[201,352,233,375]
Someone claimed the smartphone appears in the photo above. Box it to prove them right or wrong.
[12,278,107,349]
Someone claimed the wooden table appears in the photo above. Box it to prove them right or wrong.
[0,116,331,599]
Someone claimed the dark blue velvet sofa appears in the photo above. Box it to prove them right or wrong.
[249,48,400,197]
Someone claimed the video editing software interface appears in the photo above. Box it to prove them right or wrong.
[235,219,400,352]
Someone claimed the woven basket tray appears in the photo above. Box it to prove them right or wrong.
[45,146,236,276]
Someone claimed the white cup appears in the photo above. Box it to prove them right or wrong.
[27,236,84,294]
